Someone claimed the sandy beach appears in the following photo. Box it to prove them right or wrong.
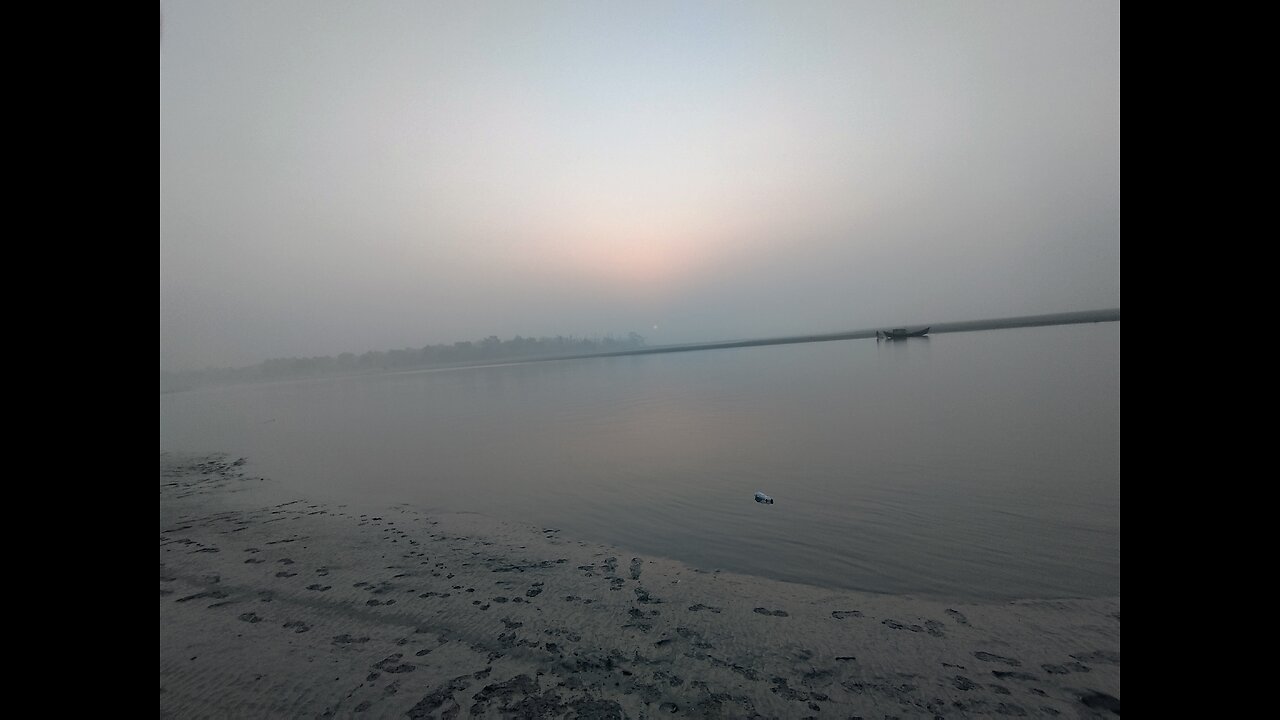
[160,454,1120,718]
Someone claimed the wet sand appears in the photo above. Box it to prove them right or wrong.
[160,454,1120,718]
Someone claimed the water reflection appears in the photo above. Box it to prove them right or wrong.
[160,323,1120,600]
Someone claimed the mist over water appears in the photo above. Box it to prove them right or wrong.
[160,1,1120,370]
[160,323,1120,600]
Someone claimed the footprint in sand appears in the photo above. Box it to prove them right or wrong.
[802,668,834,684]
[237,612,262,624]
[992,670,1037,682]
[768,677,808,702]
[688,603,722,613]
[946,608,971,625]
[952,676,978,691]
[831,610,863,619]
[753,607,789,617]
[634,587,662,604]
[176,590,227,603]
[973,651,1021,666]
[283,620,311,633]
[372,654,415,674]
[630,558,643,580]
[332,634,370,644]
[1041,661,1090,674]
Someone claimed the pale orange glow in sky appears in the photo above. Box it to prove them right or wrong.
[552,228,716,291]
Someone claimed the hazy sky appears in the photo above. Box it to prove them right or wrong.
[160,0,1119,370]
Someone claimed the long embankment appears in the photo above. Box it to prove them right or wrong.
[548,308,1121,362]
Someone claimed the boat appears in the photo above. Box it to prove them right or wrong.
[878,326,930,340]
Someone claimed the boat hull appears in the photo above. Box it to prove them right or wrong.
[880,326,930,340]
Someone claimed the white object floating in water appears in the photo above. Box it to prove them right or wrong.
[754,491,774,505]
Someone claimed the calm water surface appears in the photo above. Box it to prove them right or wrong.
[160,324,1120,600]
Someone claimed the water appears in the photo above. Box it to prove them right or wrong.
[160,323,1120,600]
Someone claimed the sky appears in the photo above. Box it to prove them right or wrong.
[160,0,1119,370]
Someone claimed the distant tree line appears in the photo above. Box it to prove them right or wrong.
[160,332,647,393]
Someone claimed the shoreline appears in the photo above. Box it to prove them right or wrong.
[160,454,1120,718]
